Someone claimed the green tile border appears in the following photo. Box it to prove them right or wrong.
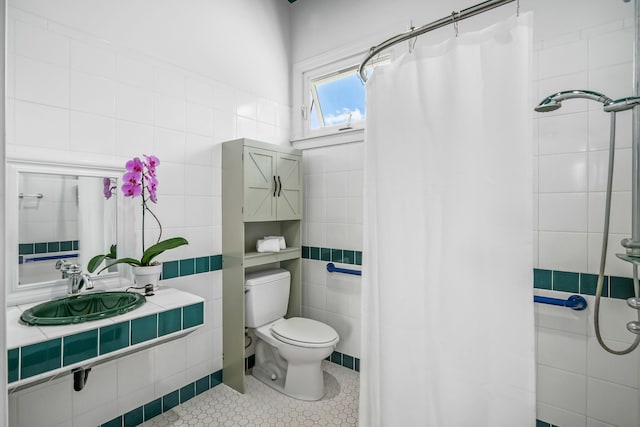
[553,271,579,293]
[245,350,362,374]
[9,302,204,384]
[18,240,80,255]
[161,254,223,281]
[8,348,19,383]
[300,252,633,302]
[327,350,360,372]
[302,248,635,301]
[302,246,362,266]
[20,338,61,379]
[531,268,630,301]
[100,370,223,427]
[63,330,98,366]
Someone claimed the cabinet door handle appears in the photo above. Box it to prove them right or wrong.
[273,176,277,197]
[277,176,282,197]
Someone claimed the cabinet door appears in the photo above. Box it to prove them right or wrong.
[275,153,302,220]
[243,147,277,221]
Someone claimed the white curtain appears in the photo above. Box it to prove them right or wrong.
[361,14,535,427]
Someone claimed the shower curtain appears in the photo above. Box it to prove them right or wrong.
[360,14,535,426]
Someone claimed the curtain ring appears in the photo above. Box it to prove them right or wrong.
[408,20,417,53]
[451,11,459,37]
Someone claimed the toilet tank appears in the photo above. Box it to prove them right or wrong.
[245,269,291,328]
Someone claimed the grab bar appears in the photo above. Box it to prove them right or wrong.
[19,193,43,199]
[534,295,587,311]
[325,263,588,311]
[326,263,361,276]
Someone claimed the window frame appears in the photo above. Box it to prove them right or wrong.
[308,63,366,131]
[292,46,392,148]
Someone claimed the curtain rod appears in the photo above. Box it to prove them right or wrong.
[358,0,516,82]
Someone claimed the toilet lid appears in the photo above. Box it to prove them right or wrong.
[271,317,338,346]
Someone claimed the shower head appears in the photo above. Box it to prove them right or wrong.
[535,90,613,113]
[534,99,561,112]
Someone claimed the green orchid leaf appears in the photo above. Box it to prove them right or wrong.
[87,254,109,273]
[108,244,117,258]
[140,237,189,266]
[93,257,142,275]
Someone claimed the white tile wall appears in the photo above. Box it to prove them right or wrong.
[301,143,364,358]
[533,19,639,426]
[6,3,290,426]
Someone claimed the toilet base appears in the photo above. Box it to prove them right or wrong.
[252,362,287,394]
[252,361,326,401]
[252,338,329,401]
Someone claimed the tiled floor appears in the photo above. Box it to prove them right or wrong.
[144,362,359,426]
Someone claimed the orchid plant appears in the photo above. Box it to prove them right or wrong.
[88,155,188,274]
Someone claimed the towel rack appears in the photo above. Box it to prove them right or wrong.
[19,193,43,199]
[534,295,587,311]
[326,263,361,276]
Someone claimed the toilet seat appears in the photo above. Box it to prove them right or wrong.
[271,317,338,348]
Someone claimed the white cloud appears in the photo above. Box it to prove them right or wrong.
[324,108,364,126]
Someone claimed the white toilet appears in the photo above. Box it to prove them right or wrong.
[245,268,339,401]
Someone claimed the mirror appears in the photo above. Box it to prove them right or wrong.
[18,173,117,285]
[6,161,124,304]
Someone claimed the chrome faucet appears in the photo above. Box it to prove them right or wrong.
[66,264,94,294]
[55,259,74,279]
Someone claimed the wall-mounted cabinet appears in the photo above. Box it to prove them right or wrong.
[221,139,303,393]
[243,145,302,221]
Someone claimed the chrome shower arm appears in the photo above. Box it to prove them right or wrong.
[535,90,613,112]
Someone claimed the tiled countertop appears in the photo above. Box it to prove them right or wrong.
[7,287,205,390]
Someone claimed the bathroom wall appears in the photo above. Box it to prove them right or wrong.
[302,143,364,360]
[5,0,291,425]
[291,0,639,426]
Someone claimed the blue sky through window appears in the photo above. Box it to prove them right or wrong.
[308,62,383,130]
[315,74,365,127]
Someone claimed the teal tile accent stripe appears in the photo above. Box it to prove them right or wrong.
[305,250,633,301]
[536,420,559,427]
[20,338,61,379]
[158,308,182,337]
[100,322,130,355]
[8,348,19,383]
[63,330,98,366]
[8,302,204,384]
[302,246,362,266]
[161,254,223,280]
[532,268,633,299]
[328,350,360,372]
[183,302,205,329]
[100,370,223,427]
[245,350,361,373]
[19,240,80,255]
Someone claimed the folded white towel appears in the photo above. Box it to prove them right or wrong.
[264,235,286,249]
[256,238,281,253]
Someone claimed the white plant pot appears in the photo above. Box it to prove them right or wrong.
[132,264,162,290]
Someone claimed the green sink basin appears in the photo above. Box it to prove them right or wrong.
[20,292,146,326]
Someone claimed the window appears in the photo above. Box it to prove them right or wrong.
[303,56,389,135]
[309,66,366,130]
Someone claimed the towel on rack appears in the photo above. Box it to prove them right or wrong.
[256,238,281,253]
[263,235,286,249]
